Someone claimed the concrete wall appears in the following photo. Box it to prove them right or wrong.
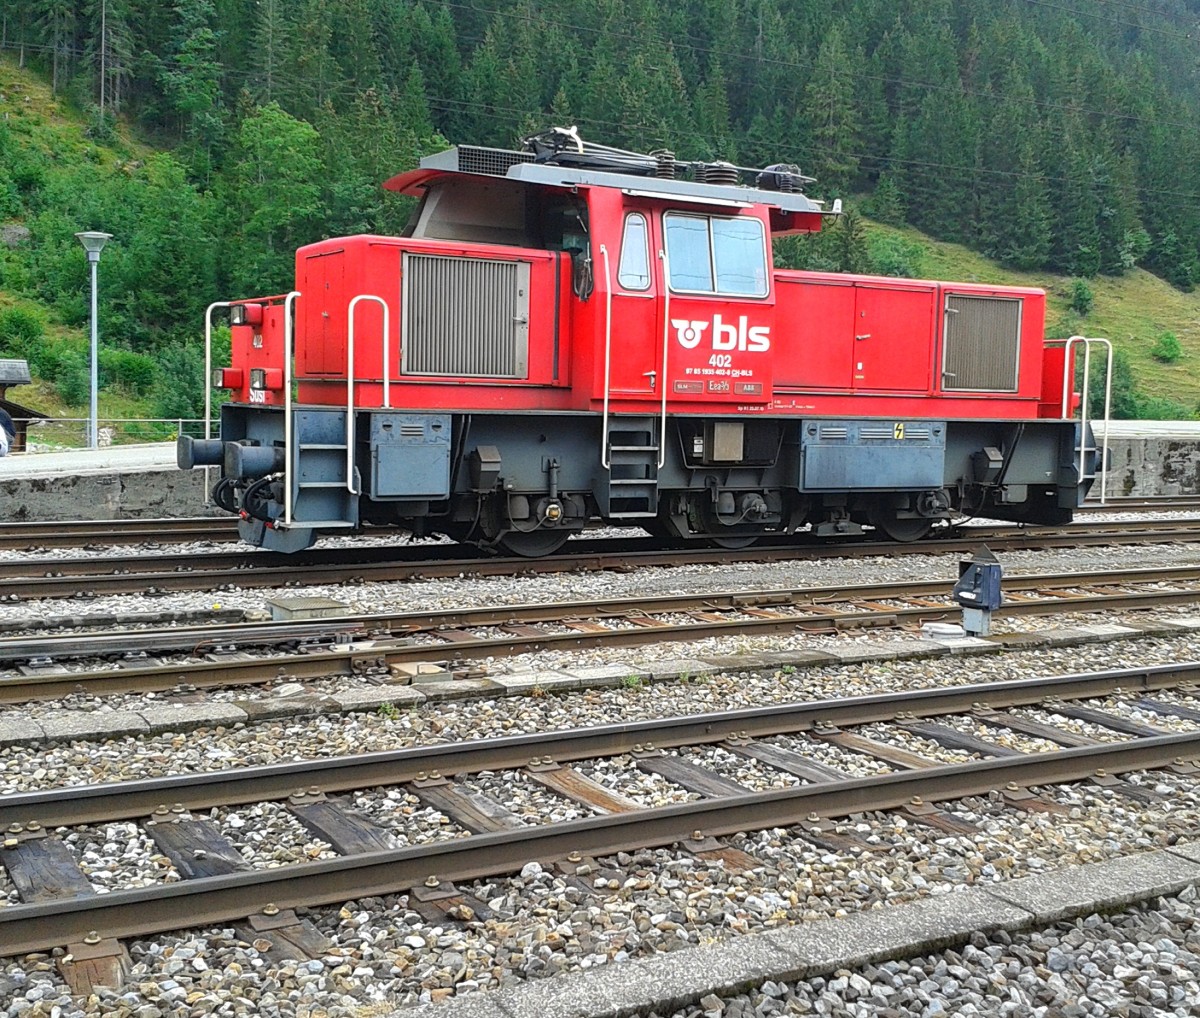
[0,468,220,521]
[1099,422,1200,498]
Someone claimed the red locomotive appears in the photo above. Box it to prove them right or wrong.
[179,129,1100,555]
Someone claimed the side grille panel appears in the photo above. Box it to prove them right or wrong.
[456,145,534,177]
[402,254,530,378]
[941,294,1021,392]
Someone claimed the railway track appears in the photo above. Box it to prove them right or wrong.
[6,564,1200,704]
[1,661,1197,964]
[8,517,1200,601]
[0,494,1196,555]
[0,516,239,551]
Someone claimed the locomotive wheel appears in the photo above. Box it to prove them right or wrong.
[496,528,572,557]
[869,505,933,543]
[707,534,759,550]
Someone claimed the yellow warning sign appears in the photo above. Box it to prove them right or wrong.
[894,422,905,440]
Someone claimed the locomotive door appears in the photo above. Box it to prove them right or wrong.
[851,283,936,392]
[606,210,662,396]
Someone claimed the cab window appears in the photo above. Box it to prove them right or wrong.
[617,213,651,290]
[664,212,768,297]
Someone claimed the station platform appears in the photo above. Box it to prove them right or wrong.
[0,442,178,479]
[0,442,214,521]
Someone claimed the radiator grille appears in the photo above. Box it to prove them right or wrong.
[941,294,1021,392]
[402,254,530,378]
[456,146,534,177]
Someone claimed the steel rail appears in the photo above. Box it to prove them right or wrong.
[0,517,240,551]
[4,560,1200,663]
[0,497,1196,552]
[11,515,1200,578]
[1,729,1197,957]
[6,519,1200,601]
[4,566,1200,702]
[3,659,1196,831]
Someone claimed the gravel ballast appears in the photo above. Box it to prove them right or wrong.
[4,531,1200,1016]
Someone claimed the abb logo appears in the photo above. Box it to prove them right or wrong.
[672,314,770,352]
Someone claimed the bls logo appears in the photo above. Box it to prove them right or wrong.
[672,314,770,352]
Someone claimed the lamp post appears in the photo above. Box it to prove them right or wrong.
[75,231,112,449]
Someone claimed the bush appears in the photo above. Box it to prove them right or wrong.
[100,348,157,395]
[868,234,924,278]
[1068,278,1094,317]
[1150,331,1182,364]
[1136,394,1192,419]
[0,306,44,354]
[53,348,90,405]
[152,344,205,420]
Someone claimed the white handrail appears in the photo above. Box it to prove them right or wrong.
[599,244,613,469]
[657,248,670,469]
[346,295,390,495]
[1061,335,1112,503]
[282,290,301,527]
[203,301,233,504]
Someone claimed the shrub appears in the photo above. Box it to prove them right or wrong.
[1068,278,1094,317]
[100,348,157,395]
[151,344,205,420]
[0,306,44,353]
[54,348,90,405]
[868,234,924,278]
[1135,394,1192,420]
[1150,331,1182,364]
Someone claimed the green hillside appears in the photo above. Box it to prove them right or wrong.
[884,224,1200,415]
[2,41,1199,425]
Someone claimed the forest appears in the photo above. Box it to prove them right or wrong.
[2,0,1200,420]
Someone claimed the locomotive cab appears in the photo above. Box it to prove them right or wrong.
[181,130,1101,555]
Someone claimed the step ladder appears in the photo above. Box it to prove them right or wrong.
[1062,336,1111,502]
[288,428,359,529]
[598,418,660,519]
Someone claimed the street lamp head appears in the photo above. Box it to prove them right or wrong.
[75,231,112,261]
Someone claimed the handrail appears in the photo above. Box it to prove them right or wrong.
[282,290,301,527]
[1061,335,1112,504]
[657,248,670,468]
[345,295,390,495]
[599,244,613,469]
[203,301,233,504]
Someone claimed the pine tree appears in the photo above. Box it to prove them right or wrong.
[33,0,76,94]
[864,174,905,225]
[694,58,735,161]
[1004,142,1052,270]
[801,23,859,193]
[832,206,871,273]
[159,0,223,156]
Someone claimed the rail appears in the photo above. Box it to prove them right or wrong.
[1062,335,1112,504]
[657,248,670,468]
[0,661,1198,955]
[599,243,613,468]
[202,301,233,501]
[345,295,390,496]
[282,290,301,528]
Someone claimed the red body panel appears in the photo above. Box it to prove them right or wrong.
[227,192,1059,425]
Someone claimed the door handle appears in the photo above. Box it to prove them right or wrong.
[643,370,657,390]
[855,333,871,341]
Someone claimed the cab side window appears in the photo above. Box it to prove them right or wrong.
[617,213,651,290]
[664,212,767,297]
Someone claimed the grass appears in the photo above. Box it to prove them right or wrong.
[0,59,162,433]
[864,221,1200,412]
[4,56,1200,416]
